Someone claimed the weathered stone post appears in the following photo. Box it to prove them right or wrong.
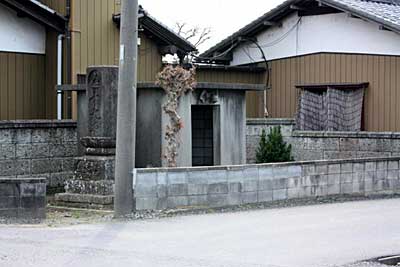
[55,66,119,209]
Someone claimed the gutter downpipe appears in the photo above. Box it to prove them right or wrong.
[66,0,72,118]
[57,34,63,120]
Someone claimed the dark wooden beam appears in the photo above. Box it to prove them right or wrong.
[263,21,282,27]
[290,4,306,11]
[298,6,341,16]
[295,82,369,90]
[56,84,86,92]
[379,25,392,32]
[159,45,178,56]
[347,13,360,19]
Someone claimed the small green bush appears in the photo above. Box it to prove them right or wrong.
[256,126,294,163]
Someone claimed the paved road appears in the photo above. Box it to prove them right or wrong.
[1,199,400,267]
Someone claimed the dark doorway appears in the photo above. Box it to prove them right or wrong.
[192,105,214,166]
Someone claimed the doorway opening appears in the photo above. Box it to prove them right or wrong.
[191,105,214,166]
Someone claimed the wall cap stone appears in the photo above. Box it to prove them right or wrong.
[138,82,266,91]
[0,177,47,183]
[247,118,295,126]
[0,120,77,129]
[136,156,400,174]
[292,130,400,139]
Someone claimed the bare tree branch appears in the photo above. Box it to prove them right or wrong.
[194,27,211,47]
[175,22,212,49]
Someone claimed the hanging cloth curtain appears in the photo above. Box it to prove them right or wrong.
[326,87,365,131]
[295,83,367,131]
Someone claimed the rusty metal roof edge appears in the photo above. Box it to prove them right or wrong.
[138,82,266,91]
[295,82,370,89]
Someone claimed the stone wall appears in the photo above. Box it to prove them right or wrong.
[289,131,400,161]
[246,119,400,162]
[0,178,46,222]
[0,120,78,189]
[246,119,295,163]
[134,157,400,210]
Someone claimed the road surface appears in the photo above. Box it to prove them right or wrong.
[1,198,400,267]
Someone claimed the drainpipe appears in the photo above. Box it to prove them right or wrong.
[65,0,72,118]
[57,34,63,120]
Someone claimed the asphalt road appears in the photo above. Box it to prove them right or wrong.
[1,199,400,267]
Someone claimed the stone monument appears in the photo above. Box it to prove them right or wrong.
[55,66,118,209]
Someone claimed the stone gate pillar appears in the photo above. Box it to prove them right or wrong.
[56,66,119,209]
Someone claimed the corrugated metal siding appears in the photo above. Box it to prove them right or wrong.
[70,0,162,82]
[44,30,62,119]
[69,0,162,118]
[248,53,400,132]
[0,52,46,120]
[39,1,69,118]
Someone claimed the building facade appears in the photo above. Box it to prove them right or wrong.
[201,0,400,132]
[0,0,66,120]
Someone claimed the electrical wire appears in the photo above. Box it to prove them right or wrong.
[238,17,303,117]
[191,39,239,61]
[240,37,270,117]
[249,18,302,49]
[242,46,257,63]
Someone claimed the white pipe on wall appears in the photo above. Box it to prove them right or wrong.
[57,35,63,120]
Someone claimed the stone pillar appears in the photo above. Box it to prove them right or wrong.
[56,66,119,209]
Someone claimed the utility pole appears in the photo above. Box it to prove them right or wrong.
[114,0,138,217]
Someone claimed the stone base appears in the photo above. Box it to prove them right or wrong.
[65,179,114,195]
[75,156,115,181]
[55,193,113,210]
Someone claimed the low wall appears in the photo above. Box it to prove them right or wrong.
[290,131,400,161]
[0,120,78,189]
[246,119,295,162]
[246,119,400,162]
[0,178,46,222]
[134,157,400,210]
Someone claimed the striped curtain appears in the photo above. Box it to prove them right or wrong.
[296,87,364,131]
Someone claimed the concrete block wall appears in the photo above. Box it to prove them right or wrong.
[246,119,400,162]
[0,120,78,188]
[0,178,46,222]
[134,157,400,210]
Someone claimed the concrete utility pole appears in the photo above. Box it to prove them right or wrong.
[114,0,138,217]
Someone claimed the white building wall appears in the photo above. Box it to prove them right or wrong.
[0,4,46,54]
[231,12,400,66]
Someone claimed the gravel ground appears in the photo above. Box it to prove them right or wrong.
[7,193,400,227]
[1,198,400,267]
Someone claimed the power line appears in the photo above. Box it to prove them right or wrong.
[250,18,302,48]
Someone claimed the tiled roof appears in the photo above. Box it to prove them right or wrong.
[323,0,400,32]
[200,0,400,59]
[112,6,197,54]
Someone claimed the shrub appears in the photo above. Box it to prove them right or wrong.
[256,126,294,163]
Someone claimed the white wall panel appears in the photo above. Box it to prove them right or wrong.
[231,12,400,65]
[0,4,46,54]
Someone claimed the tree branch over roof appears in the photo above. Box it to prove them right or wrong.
[175,22,212,50]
